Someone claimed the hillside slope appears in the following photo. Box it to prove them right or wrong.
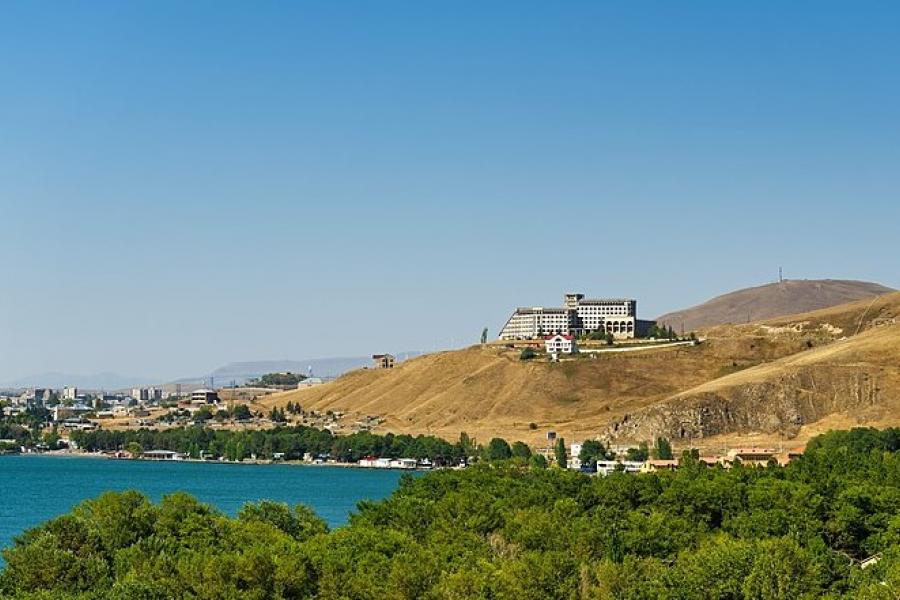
[262,291,900,449]
[656,279,894,332]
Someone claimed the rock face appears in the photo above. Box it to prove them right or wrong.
[656,279,894,333]
[605,322,900,444]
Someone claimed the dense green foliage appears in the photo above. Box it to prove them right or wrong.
[646,323,678,339]
[250,372,307,387]
[653,436,675,460]
[70,426,468,464]
[578,439,611,467]
[555,436,567,468]
[8,428,900,598]
[625,442,650,462]
[0,407,50,449]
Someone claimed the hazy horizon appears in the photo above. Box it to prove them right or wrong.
[2,2,899,382]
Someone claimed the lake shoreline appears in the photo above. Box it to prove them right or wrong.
[9,450,440,472]
[0,453,410,557]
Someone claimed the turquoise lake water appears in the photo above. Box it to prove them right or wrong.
[0,455,408,559]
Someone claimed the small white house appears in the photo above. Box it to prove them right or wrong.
[544,334,577,356]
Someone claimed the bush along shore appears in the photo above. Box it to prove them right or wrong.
[5,428,900,598]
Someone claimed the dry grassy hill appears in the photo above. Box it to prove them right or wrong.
[607,292,900,448]
[656,279,894,332]
[261,291,900,449]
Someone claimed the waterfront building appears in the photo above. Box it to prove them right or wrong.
[499,292,641,340]
[142,449,186,461]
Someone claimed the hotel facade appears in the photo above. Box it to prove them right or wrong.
[499,293,641,340]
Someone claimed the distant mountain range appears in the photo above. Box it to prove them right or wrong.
[1,353,423,391]
[655,279,895,332]
[0,372,158,391]
[175,352,423,387]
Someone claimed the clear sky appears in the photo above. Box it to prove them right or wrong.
[1,1,898,383]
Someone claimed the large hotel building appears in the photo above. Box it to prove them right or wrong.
[499,293,642,340]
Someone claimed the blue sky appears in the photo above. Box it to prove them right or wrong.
[1,2,898,383]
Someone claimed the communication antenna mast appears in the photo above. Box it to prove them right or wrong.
[779,267,783,283]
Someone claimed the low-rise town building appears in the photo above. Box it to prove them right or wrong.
[372,354,395,369]
[191,389,220,404]
[726,448,779,467]
[595,460,645,476]
[640,459,679,473]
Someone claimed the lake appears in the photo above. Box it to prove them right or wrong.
[0,455,409,559]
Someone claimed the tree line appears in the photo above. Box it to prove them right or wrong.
[70,425,476,464]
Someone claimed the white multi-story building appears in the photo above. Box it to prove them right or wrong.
[498,307,576,340]
[499,292,639,340]
[63,386,78,401]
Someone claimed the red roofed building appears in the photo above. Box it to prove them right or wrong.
[544,334,577,355]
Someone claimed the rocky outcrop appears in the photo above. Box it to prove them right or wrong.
[604,365,898,443]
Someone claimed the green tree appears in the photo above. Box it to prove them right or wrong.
[578,439,608,467]
[42,428,60,449]
[511,441,532,459]
[194,405,213,422]
[486,438,512,461]
[554,437,567,468]
[651,437,673,460]
[520,347,537,360]
[125,442,143,457]
[231,404,252,420]
[625,443,649,462]
[529,454,548,469]
[458,432,477,459]
[238,500,328,542]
